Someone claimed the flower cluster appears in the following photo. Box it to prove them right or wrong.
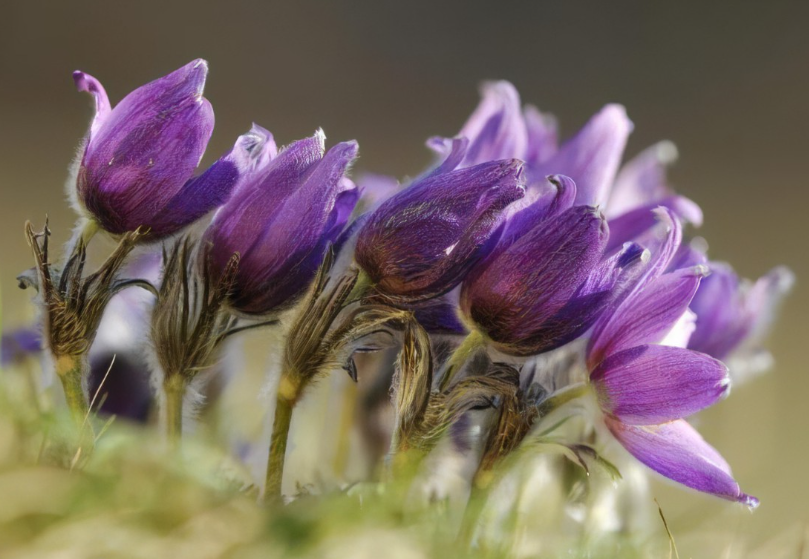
[16,61,792,539]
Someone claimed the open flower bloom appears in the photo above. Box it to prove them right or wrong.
[585,209,758,507]
[460,202,642,357]
[430,81,701,249]
[73,59,242,238]
[687,262,794,381]
[355,139,525,302]
[203,126,359,315]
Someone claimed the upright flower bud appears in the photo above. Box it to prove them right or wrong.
[461,205,630,357]
[203,126,359,315]
[73,59,240,238]
[355,142,525,302]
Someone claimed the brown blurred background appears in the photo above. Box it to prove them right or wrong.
[1,0,807,554]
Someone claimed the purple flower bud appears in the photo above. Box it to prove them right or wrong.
[355,149,525,302]
[203,127,359,315]
[461,205,624,357]
[73,60,240,238]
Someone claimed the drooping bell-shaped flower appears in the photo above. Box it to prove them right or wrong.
[460,204,640,357]
[73,59,241,238]
[355,139,525,303]
[585,209,757,507]
[687,262,793,381]
[203,126,359,315]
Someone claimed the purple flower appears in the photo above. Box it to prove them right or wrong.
[688,263,793,379]
[203,126,359,315]
[585,209,757,506]
[73,59,241,238]
[460,204,640,357]
[1,327,41,366]
[355,140,525,302]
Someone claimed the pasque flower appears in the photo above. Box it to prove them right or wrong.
[355,139,525,302]
[687,262,793,380]
[203,126,359,315]
[431,81,701,250]
[460,200,641,357]
[73,59,242,238]
[585,209,757,506]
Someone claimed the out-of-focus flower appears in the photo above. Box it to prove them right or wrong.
[687,262,794,381]
[460,204,640,357]
[203,126,359,315]
[355,140,525,302]
[73,59,241,238]
[585,209,757,507]
[430,82,701,250]
[0,327,41,366]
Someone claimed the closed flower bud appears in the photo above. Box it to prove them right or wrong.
[73,59,240,238]
[355,145,525,302]
[203,126,359,315]
[461,205,624,357]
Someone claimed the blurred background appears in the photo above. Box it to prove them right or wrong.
[1,1,807,554]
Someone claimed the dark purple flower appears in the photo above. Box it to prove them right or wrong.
[688,263,793,378]
[460,205,638,357]
[355,140,525,302]
[203,126,359,315]
[73,59,241,238]
[585,210,756,506]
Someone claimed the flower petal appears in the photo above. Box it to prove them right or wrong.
[592,345,730,424]
[607,141,678,218]
[533,104,633,207]
[587,265,707,367]
[605,417,758,507]
[73,71,111,139]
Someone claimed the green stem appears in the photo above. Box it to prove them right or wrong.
[55,354,89,426]
[535,382,589,417]
[265,391,295,501]
[163,376,186,446]
[438,330,484,392]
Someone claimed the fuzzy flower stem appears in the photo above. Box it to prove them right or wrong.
[265,376,298,501]
[163,376,186,446]
[55,353,89,427]
[438,330,485,392]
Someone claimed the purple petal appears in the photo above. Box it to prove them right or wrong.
[591,344,730,424]
[413,296,468,335]
[429,81,527,167]
[532,104,633,207]
[1,327,42,366]
[356,172,400,210]
[76,60,215,236]
[607,141,678,218]
[356,159,525,302]
[605,196,702,254]
[605,417,758,507]
[461,205,609,356]
[523,104,558,165]
[73,71,111,139]
[587,265,707,367]
[501,174,577,245]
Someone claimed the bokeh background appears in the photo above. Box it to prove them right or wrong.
[1,1,807,554]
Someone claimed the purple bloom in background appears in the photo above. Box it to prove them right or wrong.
[203,126,359,315]
[430,82,702,252]
[1,327,41,366]
[355,140,525,302]
[73,59,242,238]
[688,262,793,380]
[585,209,757,507]
[460,204,640,357]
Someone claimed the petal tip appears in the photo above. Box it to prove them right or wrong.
[740,493,760,509]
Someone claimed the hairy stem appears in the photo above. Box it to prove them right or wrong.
[535,382,589,417]
[265,383,296,501]
[163,375,186,446]
[332,378,357,479]
[438,330,484,392]
[55,354,89,426]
